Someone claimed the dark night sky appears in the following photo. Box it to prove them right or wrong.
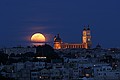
[0,0,120,48]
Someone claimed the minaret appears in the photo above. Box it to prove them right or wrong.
[54,34,62,49]
[82,25,92,49]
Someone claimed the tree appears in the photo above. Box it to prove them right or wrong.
[35,44,60,59]
[16,54,21,57]
[0,53,8,64]
[9,53,15,57]
[23,52,35,57]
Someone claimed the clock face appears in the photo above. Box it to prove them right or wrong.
[88,38,90,41]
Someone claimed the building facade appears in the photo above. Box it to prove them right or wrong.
[3,47,36,55]
[54,26,92,49]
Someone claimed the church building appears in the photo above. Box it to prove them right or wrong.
[54,26,92,49]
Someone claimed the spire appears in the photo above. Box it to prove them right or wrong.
[87,25,90,30]
[96,43,101,49]
[83,26,86,31]
[54,36,56,41]
[54,35,56,38]
[57,34,60,38]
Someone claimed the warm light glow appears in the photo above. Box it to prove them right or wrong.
[54,42,61,49]
[31,33,45,43]
[36,57,46,59]
[32,43,45,46]
[86,74,90,77]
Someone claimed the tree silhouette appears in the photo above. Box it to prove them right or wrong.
[35,44,60,59]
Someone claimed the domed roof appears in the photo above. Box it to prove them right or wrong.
[54,34,62,42]
[87,27,90,30]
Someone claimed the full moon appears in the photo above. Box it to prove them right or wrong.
[31,33,46,43]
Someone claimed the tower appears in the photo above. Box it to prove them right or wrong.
[54,34,62,49]
[82,26,92,49]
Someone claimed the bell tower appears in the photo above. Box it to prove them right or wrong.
[82,25,92,49]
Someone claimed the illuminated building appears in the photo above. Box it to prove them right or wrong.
[54,26,92,49]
